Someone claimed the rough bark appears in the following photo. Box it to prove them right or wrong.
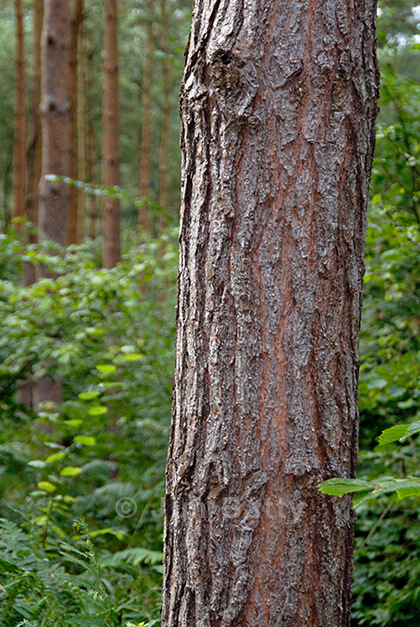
[102,0,121,268]
[163,2,379,626]
[12,0,26,223]
[38,0,71,247]
[67,0,84,245]
[139,3,153,233]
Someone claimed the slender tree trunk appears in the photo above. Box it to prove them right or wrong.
[12,0,26,224]
[102,0,121,268]
[25,0,43,249]
[139,4,153,233]
[39,0,71,247]
[159,0,170,221]
[163,2,379,626]
[77,13,87,242]
[67,0,84,245]
[35,0,71,408]
[88,116,97,239]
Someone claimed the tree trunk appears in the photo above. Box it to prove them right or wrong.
[139,4,153,233]
[12,0,26,224]
[39,0,71,247]
[159,0,170,221]
[102,0,121,268]
[67,0,84,245]
[163,2,379,626]
[25,0,43,251]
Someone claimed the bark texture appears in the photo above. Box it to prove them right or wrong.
[39,0,71,247]
[163,2,379,626]
[102,0,121,268]
[12,0,26,222]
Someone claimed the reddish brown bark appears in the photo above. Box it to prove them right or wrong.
[139,3,153,233]
[159,0,170,222]
[67,0,84,245]
[38,0,71,247]
[12,0,26,223]
[163,2,379,626]
[102,0,121,268]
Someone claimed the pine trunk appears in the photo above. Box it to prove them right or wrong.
[102,0,121,268]
[12,0,26,223]
[163,2,379,626]
[139,8,153,233]
[39,0,71,247]
[67,0,84,245]
[159,0,170,220]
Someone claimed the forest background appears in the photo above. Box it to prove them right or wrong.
[0,0,418,625]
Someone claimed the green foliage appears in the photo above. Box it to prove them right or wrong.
[0,230,177,626]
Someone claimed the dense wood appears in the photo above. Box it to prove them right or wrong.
[102,0,121,268]
[12,0,26,223]
[139,3,153,233]
[38,0,71,247]
[67,0,84,245]
[163,2,379,626]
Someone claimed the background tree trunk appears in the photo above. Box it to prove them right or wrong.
[138,3,153,233]
[159,0,170,220]
[12,0,26,224]
[102,0,121,268]
[38,0,71,248]
[163,2,379,626]
[67,0,84,245]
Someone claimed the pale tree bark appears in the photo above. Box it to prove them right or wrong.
[12,0,26,224]
[102,0,121,268]
[163,2,379,626]
[67,0,84,245]
[139,1,153,233]
[35,0,71,408]
[39,0,71,248]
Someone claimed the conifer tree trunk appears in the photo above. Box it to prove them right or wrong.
[139,2,153,233]
[67,0,84,245]
[25,0,43,249]
[163,2,379,626]
[38,0,71,247]
[159,0,170,220]
[77,16,87,243]
[12,0,26,223]
[102,0,121,268]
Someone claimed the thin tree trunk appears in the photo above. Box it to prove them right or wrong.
[12,0,26,224]
[35,0,71,408]
[163,2,379,626]
[77,12,87,242]
[159,0,170,221]
[25,0,43,255]
[139,5,153,233]
[102,0,121,268]
[88,116,97,239]
[67,0,84,245]
[39,0,71,247]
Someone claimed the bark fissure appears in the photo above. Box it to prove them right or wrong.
[164,1,379,625]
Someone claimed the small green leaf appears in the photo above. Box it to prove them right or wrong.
[96,364,116,374]
[378,424,409,446]
[63,419,83,427]
[78,391,100,400]
[406,421,420,439]
[37,481,57,493]
[88,405,108,416]
[46,452,66,464]
[396,486,420,499]
[318,478,371,497]
[60,467,82,477]
[28,460,47,469]
[74,435,96,446]
[122,353,143,361]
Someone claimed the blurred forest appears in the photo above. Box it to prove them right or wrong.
[0,0,419,626]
